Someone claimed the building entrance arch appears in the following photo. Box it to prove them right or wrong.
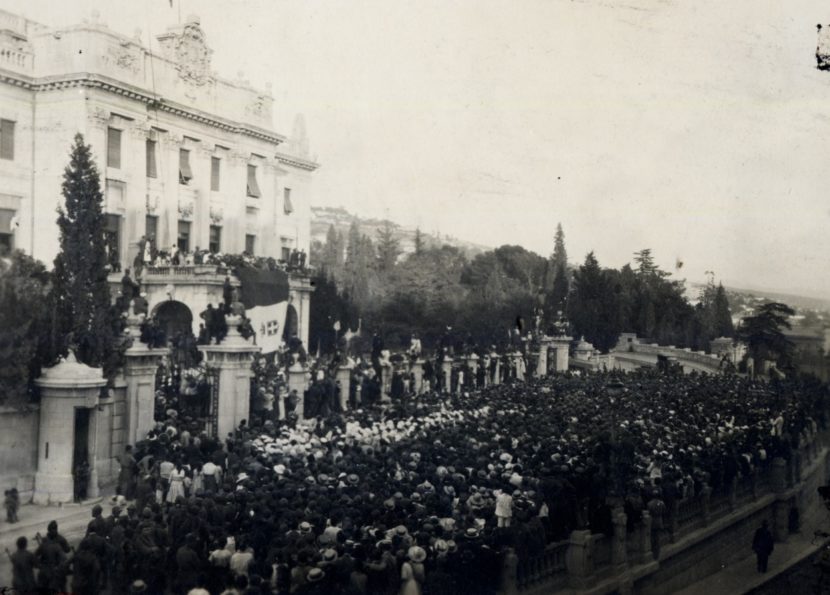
[153,300,194,341]
[283,303,299,341]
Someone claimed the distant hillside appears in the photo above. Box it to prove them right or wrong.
[310,206,490,258]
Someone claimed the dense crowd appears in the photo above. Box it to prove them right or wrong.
[11,367,828,595]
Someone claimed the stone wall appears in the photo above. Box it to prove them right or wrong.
[0,406,39,499]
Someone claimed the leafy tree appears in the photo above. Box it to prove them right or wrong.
[552,223,568,272]
[319,224,342,279]
[736,302,795,373]
[0,251,52,405]
[49,133,126,378]
[414,227,425,256]
[376,220,401,272]
[712,284,734,338]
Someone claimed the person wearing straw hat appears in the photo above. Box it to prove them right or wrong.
[400,546,427,595]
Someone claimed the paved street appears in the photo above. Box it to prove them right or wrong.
[0,495,107,589]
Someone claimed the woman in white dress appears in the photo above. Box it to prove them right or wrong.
[166,462,186,504]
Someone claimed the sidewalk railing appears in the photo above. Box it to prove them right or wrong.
[506,427,825,593]
[515,540,568,591]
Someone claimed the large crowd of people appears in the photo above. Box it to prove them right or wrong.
[13,358,828,595]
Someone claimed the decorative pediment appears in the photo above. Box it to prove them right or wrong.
[156,16,213,87]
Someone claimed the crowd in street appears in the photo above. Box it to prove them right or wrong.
[10,365,828,595]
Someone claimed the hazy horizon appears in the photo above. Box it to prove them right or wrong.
[6,0,829,299]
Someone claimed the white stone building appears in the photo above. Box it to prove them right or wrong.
[0,9,316,345]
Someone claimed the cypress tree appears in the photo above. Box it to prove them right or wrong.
[50,133,125,378]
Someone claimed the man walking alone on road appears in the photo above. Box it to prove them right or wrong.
[752,519,775,573]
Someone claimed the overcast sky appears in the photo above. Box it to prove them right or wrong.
[5,0,830,298]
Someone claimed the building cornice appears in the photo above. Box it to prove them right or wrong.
[275,151,319,172]
[0,68,286,146]
[0,67,34,89]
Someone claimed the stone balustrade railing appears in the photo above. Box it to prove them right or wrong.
[506,427,825,594]
[515,540,569,591]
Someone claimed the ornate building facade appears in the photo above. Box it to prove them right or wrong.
[0,9,316,345]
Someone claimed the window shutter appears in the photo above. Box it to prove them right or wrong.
[0,120,14,160]
[283,188,294,215]
[211,157,221,191]
[107,127,122,169]
[0,209,14,233]
[179,149,193,183]
[246,164,261,198]
[146,139,157,178]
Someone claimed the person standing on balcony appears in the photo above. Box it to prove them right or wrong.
[135,236,147,276]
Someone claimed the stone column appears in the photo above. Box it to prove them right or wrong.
[565,530,594,589]
[336,365,352,411]
[492,355,501,386]
[287,361,309,419]
[513,353,525,382]
[701,483,712,526]
[536,340,549,377]
[198,315,261,440]
[380,363,392,402]
[123,314,167,447]
[441,356,453,394]
[86,409,100,499]
[34,353,107,505]
[480,356,490,388]
[770,457,787,493]
[550,336,573,373]
[638,510,654,564]
[468,354,479,388]
[411,360,425,395]
[612,507,628,568]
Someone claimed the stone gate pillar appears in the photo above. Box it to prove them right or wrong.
[287,360,309,419]
[481,356,490,388]
[380,362,392,402]
[441,356,453,394]
[492,354,501,386]
[198,315,261,441]
[550,336,573,373]
[34,353,107,505]
[411,359,425,394]
[513,352,525,382]
[536,339,550,377]
[336,364,352,411]
[123,313,168,447]
[468,354,479,388]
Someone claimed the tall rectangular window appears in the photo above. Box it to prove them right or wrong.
[145,139,157,178]
[209,225,221,253]
[145,215,158,244]
[246,164,261,198]
[177,220,191,253]
[210,157,221,191]
[281,246,291,262]
[283,187,294,215]
[0,208,15,253]
[245,234,256,255]
[107,127,122,169]
[103,214,121,268]
[0,119,15,160]
[179,148,193,185]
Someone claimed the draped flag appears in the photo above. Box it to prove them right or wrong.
[236,267,290,354]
